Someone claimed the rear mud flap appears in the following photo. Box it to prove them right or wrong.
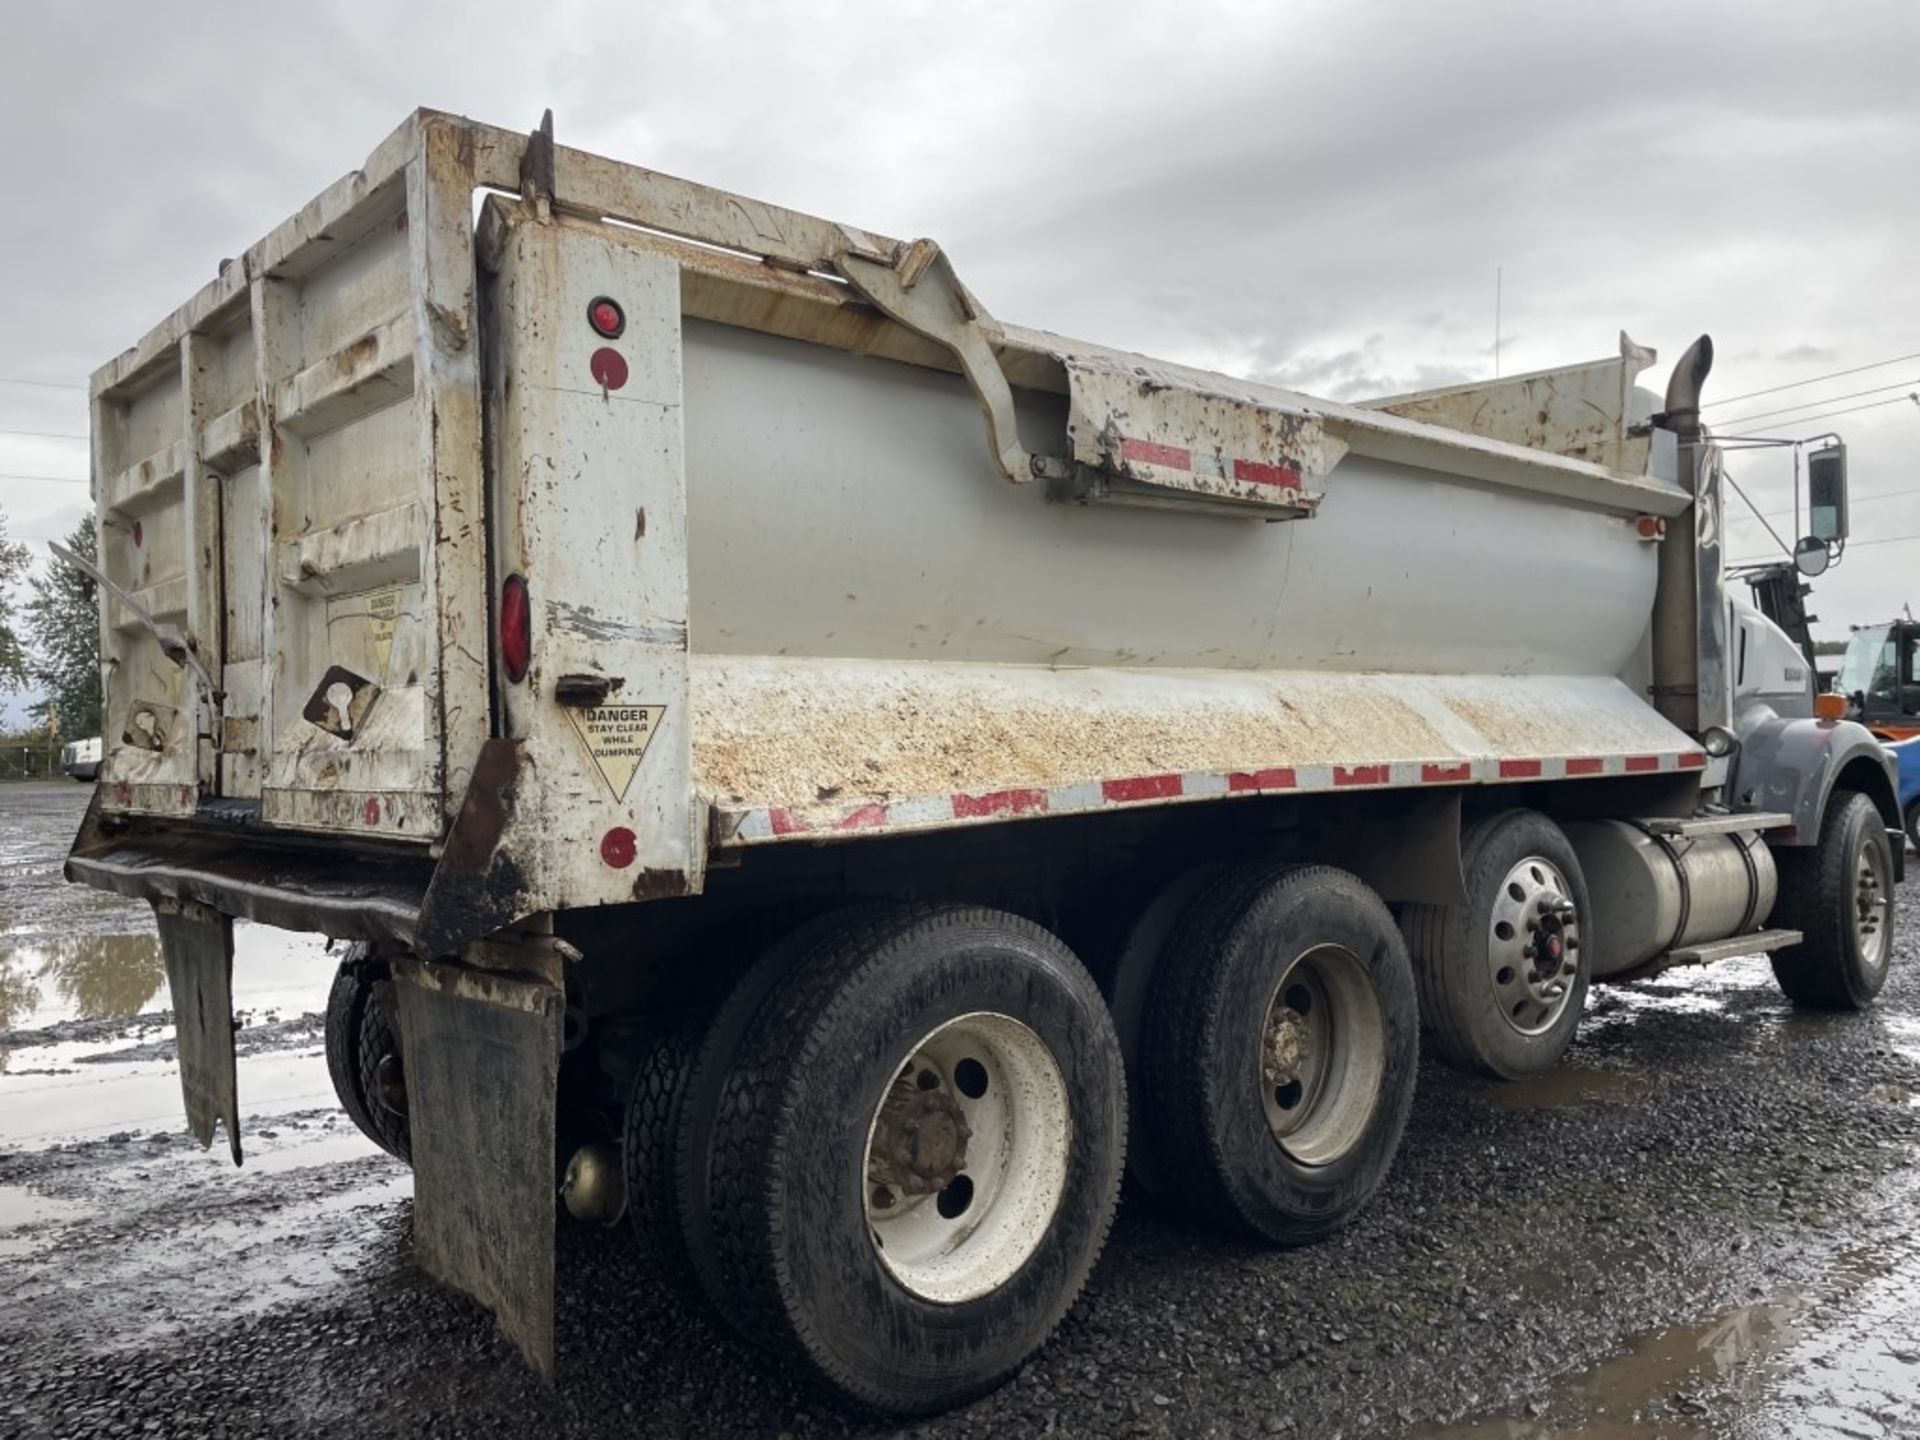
[392,955,563,1378]
[154,899,242,1165]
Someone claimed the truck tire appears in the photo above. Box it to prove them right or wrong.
[1103,863,1226,1201]
[670,909,878,1324]
[354,977,411,1163]
[1140,864,1417,1246]
[621,1025,701,1294]
[324,949,383,1147]
[1401,810,1592,1081]
[1770,791,1897,1011]
[694,905,1126,1415]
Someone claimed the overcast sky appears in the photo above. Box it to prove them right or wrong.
[3,0,1917,723]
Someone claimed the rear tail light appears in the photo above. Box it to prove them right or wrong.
[587,296,625,339]
[500,574,531,683]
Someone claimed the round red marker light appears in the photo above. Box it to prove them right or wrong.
[587,296,625,339]
[500,574,532,683]
[590,347,629,391]
[600,826,637,868]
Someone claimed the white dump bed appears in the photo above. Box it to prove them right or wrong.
[90,118,486,839]
[85,110,1702,929]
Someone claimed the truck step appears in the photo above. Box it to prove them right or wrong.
[1639,812,1793,839]
[1662,928,1802,967]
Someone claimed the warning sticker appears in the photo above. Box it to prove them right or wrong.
[366,588,401,675]
[566,703,666,802]
[326,586,405,679]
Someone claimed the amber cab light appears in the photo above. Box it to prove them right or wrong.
[500,574,532,683]
[1813,692,1847,722]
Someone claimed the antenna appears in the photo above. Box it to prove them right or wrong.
[1494,267,1502,379]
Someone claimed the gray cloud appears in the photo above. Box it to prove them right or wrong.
[3,0,1917,649]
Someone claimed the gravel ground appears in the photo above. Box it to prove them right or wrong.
[4,779,1920,1438]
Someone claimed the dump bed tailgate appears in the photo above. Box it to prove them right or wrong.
[88,116,488,841]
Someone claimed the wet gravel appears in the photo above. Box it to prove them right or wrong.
[3,780,1919,1438]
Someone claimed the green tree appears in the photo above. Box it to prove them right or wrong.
[0,510,30,688]
[26,513,102,738]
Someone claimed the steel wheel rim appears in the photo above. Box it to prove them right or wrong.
[1853,836,1893,975]
[862,1011,1069,1304]
[1488,856,1581,1036]
[1258,945,1386,1167]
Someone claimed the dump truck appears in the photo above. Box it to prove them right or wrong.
[66,109,1904,1415]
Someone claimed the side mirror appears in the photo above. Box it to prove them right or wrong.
[1794,535,1830,577]
[1807,444,1848,543]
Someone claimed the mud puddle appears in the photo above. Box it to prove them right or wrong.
[1488,1065,1653,1110]
[0,918,341,1149]
[1420,1196,1920,1438]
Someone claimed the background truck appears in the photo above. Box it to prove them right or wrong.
[66,109,1904,1416]
[1834,618,1920,742]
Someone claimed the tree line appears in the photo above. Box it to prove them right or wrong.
[0,507,103,742]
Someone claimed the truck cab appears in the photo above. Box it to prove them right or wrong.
[1835,621,1920,741]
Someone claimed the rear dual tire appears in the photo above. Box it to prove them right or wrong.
[628,905,1126,1415]
[323,948,411,1163]
[1136,864,1419,1245]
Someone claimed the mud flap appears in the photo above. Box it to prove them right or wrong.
[154,899,242,1165]
[391,954,563,1378]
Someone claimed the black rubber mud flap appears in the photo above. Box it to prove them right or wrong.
[154,899,241,1165]
[391,955,562,1379]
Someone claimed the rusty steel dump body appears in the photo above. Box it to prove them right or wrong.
[71,108,1721,946]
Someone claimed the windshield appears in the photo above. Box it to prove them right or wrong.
[1835,626,1896,702]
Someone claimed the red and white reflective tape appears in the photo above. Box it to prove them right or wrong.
[717,747,1709,845]
[1118,436,1302,491]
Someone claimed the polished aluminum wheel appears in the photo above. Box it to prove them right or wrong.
[1853,837,1893,975]
[1487,856,1581,1036]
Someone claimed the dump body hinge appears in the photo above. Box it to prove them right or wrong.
[520,108,555,220]
[832,239,1031,485]
[1052,358,1342,517]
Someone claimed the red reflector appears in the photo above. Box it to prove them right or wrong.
[590,346,629,391]
[587,296,625,339]
[600,827,637,868]
[500,574,531,683]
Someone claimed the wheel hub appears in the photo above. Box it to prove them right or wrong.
[1256,947,1386,1167]
[1854,843,1892,970]
[867,1080,972,1196]
[862,1012,1070,1304]
[1488,858,1581,1037]
[1262,1006,1308,1088]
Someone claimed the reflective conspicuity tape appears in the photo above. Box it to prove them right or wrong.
[1118,435,1303,490]
[714,748,1709,846]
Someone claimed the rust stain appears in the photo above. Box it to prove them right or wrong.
[631,868,694,902]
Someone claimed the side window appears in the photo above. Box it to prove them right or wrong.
[1869,640,1900,704]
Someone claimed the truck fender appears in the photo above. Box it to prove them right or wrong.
[1731,714,1901,860]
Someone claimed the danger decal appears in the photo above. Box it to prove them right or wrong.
[566,703,666,802]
